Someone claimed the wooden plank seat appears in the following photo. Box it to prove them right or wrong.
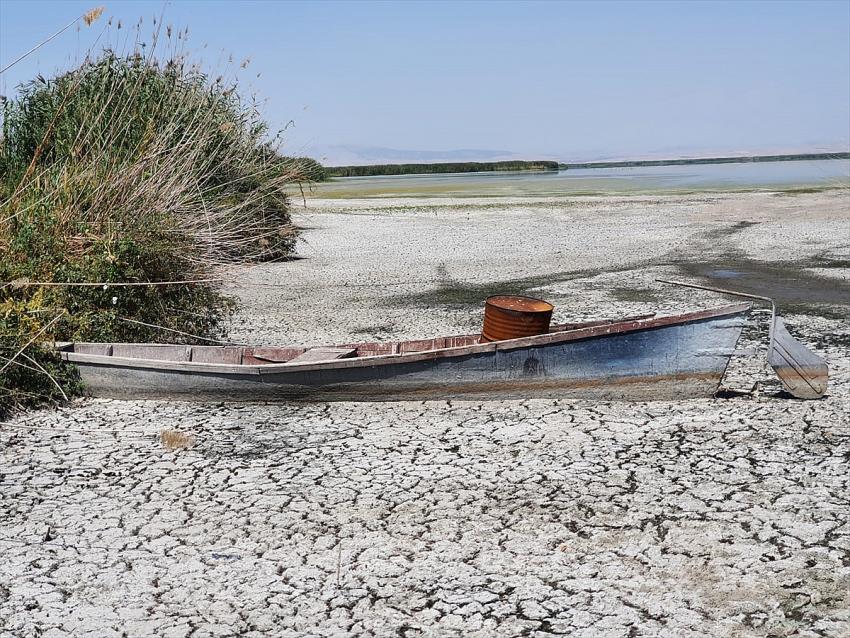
[282,347,357,365]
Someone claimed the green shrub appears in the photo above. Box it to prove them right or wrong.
[0,41,301,416]
[0,292,82,419]
[1,51,298,263]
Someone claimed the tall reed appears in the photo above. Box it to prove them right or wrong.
[0,19,308,415]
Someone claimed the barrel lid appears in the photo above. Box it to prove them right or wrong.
[485,295,554,314]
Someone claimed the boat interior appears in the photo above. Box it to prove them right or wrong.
[60,315,654,366]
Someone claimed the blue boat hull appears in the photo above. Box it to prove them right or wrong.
[61,304,750,402]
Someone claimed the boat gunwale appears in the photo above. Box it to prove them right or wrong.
[58,302,752,375]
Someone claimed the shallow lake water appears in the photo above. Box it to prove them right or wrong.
[306,159,850,198]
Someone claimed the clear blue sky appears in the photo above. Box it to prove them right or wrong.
[1,0,848,163]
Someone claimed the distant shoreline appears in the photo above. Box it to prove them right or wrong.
[325,160,559,178]
[559,152,849,170]
[322,153,848,178]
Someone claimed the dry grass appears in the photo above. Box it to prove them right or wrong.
[0,15,315,414]
[160,429,195,450]
[82,7,104,26]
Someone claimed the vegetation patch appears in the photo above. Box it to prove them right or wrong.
[392,265,593,308]
[351,324,397,336]
[771,186,845,196]
[807,256,850,269]
[326,160,559,178]
[560,152,849,170]
[0,23,303,417]
[609,287,660,303]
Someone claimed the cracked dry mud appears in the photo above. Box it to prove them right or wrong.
[2,190,849,637]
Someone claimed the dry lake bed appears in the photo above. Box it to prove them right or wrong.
[2,188,849,637]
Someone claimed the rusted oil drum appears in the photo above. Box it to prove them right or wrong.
[481,295,554,342]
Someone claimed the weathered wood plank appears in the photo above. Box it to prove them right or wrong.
[190,346,243,365]
[112,344,190,361]
[243,347,305,365]
[72,343,113,356]
[284,347,357,365]
[768,317,828,399]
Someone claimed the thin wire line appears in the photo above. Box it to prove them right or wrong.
[0,277,448,289]
[0,312,65,374]
[0,8,102,75]
[1,278,224,288]
[117,317,239,345]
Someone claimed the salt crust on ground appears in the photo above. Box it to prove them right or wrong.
[2,190,848,637]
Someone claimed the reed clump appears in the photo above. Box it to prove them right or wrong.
[0,26,306,416]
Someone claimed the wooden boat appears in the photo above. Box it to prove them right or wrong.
[57,302,751,402]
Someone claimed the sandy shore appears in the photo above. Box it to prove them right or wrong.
[1,189,848,637]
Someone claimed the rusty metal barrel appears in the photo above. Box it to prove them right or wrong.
[481,295,554,342]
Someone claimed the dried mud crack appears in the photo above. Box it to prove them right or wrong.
[2,394,848,637]
[2,189,848,637]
